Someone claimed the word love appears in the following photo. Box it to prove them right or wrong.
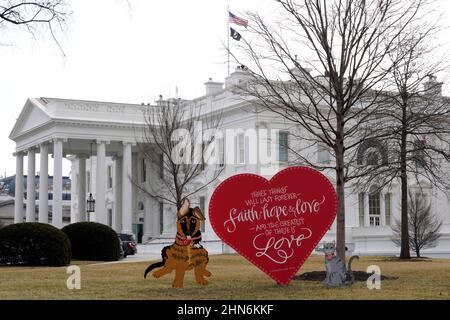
[209,167,338,285]
[253,228,313,264]
[224,196,326,233]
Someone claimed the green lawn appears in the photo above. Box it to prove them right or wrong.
[0,254,449,299]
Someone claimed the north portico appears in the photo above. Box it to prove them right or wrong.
[9,97,151,235]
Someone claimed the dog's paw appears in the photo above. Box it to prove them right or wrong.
[204,270,212,277]
[196,278,209,285]
[172,281,184,288]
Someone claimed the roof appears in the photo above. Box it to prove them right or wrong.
[9,97,156,141]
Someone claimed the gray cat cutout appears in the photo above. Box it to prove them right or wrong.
[316,242,359,287]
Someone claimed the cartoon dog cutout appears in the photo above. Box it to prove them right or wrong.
[144,198,211,288]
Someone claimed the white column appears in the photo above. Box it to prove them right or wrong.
[52,139,63,228]
[256,123,261,175]
[132,152,138,224]
[143,158,153,241]
[14,152,24,223]
[26,148,36,222]
[122,142,133,234]
[143,197,152,242]
[70,163,77,224]
[96,141,107,224]
[113,156,123,232]
[38,143,49,223]
[77,156,87,223]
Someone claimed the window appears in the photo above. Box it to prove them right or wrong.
[200,144,206,171]
[366,149,380,166]
[107,166,113,189]
[218,138,225,168]
[107,209,112,227]
[142,158,147,182]
[159,154,164,179]
[358,193,365,227]
[385,193,392,225]
[317,142,331,163]
[86,171,91,193]
[357,139,387,166]
[62,179,71,200]
[369,192,381,226]
[413,139,426,168]
[159,202,164,234]
[199,196,206,232]
[278,131,289,162]
[237,133,245,164]
[414,191,430,206]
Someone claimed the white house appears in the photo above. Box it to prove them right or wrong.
[9,66,450,257]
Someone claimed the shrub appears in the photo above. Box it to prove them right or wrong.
[62,222,121,261]
[0,222,71,266]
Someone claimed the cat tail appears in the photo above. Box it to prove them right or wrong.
[346,255,359,284]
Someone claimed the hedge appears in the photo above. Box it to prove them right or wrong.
[62,222,121,261]
[0,222,71,267]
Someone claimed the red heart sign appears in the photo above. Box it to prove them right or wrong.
[209,166,337,285]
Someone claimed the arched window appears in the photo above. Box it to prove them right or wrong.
[366,148,380,166]
[357,139,388,166]
[138,201,144,211]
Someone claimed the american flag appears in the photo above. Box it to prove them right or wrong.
[229,11,248,28]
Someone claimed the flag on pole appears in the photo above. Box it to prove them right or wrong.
[230,27,242,41]
[229,11,248,28]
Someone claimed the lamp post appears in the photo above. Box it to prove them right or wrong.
[86,142,95,220]
[87,192,95,214]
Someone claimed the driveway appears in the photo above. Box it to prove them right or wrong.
[91,251,160,265]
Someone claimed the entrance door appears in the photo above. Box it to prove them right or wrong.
[132,224,143,243]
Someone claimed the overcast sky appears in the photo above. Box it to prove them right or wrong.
[0,0,449,178]
[0,0,273,177]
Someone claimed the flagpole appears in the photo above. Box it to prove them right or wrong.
[227,5,230,77]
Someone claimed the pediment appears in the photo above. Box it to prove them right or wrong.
[9,99,52,140]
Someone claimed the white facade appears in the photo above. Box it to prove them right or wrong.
[9,67,450,257]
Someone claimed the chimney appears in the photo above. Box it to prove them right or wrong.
[290,63,311,80]
[204,78,223,96]
[225,65,252,88]
[424,74,443,96]
[156,94,165,106]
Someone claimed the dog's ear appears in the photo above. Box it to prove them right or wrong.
[178,198,190,219]
[192,207,205,221]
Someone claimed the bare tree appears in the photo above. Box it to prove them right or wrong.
[231,0,428,259]
[392,191,442,257]
[354,25,450,259]
[1,1,69,38]
[136,97,223,210]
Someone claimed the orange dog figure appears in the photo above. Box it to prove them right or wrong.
[144,198,211,288]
